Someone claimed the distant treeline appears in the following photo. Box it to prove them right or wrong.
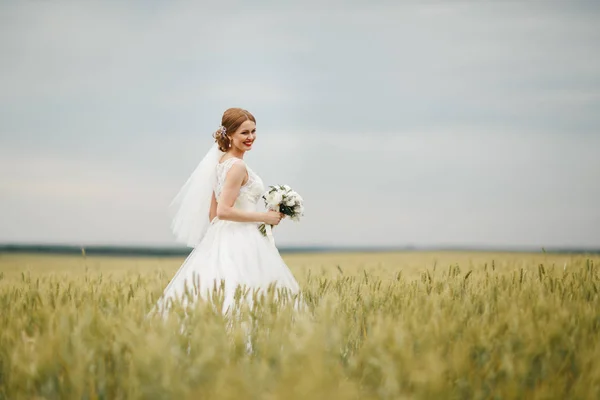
[1,244,599,257]
[0,244,333,257]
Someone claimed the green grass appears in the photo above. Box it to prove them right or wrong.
[0,251,599,399]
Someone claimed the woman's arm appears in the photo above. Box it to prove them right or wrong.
[216,161,281,224]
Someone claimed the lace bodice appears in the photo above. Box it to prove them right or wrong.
[214,157,264,210]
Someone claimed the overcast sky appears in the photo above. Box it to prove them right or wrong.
[1,1,599,249]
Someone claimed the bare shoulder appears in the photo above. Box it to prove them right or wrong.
[219,156,245,171]
[228,158,247,172]
[224,158,248,182]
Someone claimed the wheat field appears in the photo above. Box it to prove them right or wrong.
[0,250,599,399]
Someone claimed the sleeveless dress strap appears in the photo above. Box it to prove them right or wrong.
[215,158,247,199]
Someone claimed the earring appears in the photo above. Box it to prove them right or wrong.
[229,141,232,148]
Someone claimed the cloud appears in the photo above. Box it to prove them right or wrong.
[3,127,598,247]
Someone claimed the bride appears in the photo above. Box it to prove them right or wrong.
[154,107,301,317]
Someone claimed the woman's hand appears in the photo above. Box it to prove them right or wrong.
[263,210,284,226]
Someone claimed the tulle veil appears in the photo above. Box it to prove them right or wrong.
[169,142,224,248]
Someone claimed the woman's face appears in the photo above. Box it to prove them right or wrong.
[230,120,256,152]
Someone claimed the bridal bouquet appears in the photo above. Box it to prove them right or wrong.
[259,185,304,243]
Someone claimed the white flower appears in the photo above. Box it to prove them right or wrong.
[289,191,303,203]
[264,191,276,204]
[271,191,283,206]
[294,203,304,215]
[262,185,302,216]
[284,196,295,207]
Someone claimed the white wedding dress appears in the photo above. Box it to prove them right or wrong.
[154,157,301,317]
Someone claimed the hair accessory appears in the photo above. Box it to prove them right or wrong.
[218,125,227,138]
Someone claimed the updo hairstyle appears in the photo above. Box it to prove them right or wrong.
[213,108,256,152]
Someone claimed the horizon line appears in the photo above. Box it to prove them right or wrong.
[1,242,599,256]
